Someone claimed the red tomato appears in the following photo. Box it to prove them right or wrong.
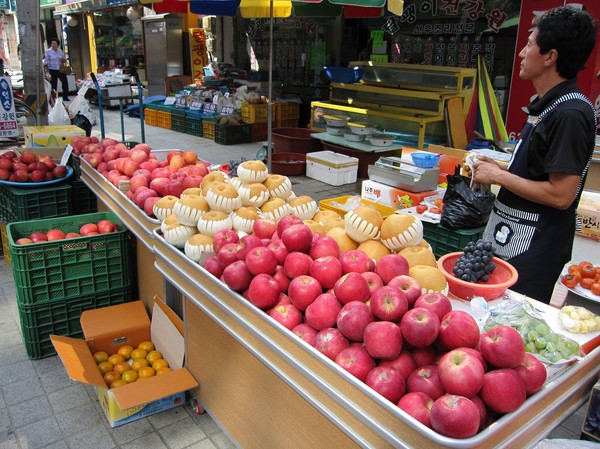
[429,207,443,215]
[580,278,595,290]
[416,205,428,214]
[568,264,582,277]
[591,283,600,296]
[561,274,579,289]
[581,265,597,279]
[579,261,594,270]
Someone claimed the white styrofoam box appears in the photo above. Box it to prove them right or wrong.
[306,151,359,186]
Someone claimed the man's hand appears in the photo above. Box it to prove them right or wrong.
[473,156,505,185]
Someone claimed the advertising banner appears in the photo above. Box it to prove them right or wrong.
[189,28,209,82]
[0,77,18,138]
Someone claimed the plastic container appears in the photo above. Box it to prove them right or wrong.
[269,153,306,176]
[7,211,131,306]
[306,151,358,186]
[272,128,322,154]
[144,108,158,126]
[18,285,131,359]
[69,179,98,215]
[156,111,172,129]
[319,196,395,219]
[411,152,441,168]
[437,252,518,301]
[214,123,252,145]
[323,66,364,83]
[241,102,269,123]
[170,113,187,133]
[185,116,203,137]
[0,183,72,224]
[202,118,216,140]
[422,222,486,258]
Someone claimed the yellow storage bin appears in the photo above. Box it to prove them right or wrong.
[156,111,172,129]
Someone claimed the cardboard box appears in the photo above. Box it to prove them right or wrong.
[51,298,198,427]
[24,125,85,148]
[361,179,441,209]
[577,190,600,241]
[306,151,358,186]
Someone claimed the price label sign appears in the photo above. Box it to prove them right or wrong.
[164,97,176,105]
[203,103,217,115]
[220,105,234,115]
[0,77,18,138]
[189,101,203,111]
[174,96,187,108]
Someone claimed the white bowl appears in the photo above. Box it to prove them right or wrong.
[368,134,395,147]
[324,115,351,127]
[347,122,377,136]
[326,126,345,136]
[343,132,365,142]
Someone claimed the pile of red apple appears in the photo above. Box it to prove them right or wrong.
[71,136,210,217]
[0,150,68,183]
[14,219,119,245]
[201,215,547,439]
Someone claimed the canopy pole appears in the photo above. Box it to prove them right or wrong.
[266,0,274,172]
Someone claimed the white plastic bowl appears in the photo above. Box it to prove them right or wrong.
[368,134,395,147]
[326,125,345,136]
[324,115,351,127]
[347,122,377,136]
[343,132,365,142]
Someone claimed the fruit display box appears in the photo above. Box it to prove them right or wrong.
[306,151,359,186]
[51,298,198,427]
[0,183,72,224]
[361,179,441,209]
[577,190,600,241]
[19,286,131,359]
[7,211,131,306]
[422,222,486,259]
[24,125,86,148]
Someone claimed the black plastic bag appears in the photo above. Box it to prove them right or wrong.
[440,169,495,230]
[71,113,92,137]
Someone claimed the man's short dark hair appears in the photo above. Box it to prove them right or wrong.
[50,38,60,45]
[533,6,597,79]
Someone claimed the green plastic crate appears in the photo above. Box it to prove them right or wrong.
[171,113,187,133]
[422,222,486,258]
[7,212,130,306]
[0,183,72,224]
[69,179,98,215]
[185,116,203,137]
[215,123,252,145]
[18,286,131,359]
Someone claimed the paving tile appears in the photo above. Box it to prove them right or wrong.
[32,355,64,377]
[66,424,117,449]
[1,376,44,406]
[0,407,10,433]
[147,406,190,430]
[54,402,105,434]
[182,439,218,449]
[40,366,78,395]
[208,432,239,449]
[0,432,19,449]
[158,416,206,449]
[120,432,168,449]
[0,330,22,351]
[7,395,53,429]
[106,417,154,446]
[47,383,91,412]
[0,390,5,410]
[190,412,223,437]
[0,359,37,385]
[0,345,28,369]
[36,442,68,449]
[14,416,62,449]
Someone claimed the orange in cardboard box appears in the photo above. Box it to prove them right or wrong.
[51,298,197,427]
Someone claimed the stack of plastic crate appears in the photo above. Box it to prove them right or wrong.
[274,102,300,128]
[215,123,252,145]
[6,211,132,359]
[170,107,188,134]
[185,110,203,137]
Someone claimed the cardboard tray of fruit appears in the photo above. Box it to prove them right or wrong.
[151,223,600,448]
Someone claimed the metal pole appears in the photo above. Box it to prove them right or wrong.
[266,0,273,172]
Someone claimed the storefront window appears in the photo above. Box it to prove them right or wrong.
[92,7,144,70]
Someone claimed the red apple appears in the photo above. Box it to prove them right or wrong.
[203,255,223,278]
[387,275,422,307]
[253,218,277,239]
[309,236,340,260]
[268,303,303,331]
[247,273,282,309]
[304,293,342,330]
[514,352,547,396]
[309,256,343,290]
[312,328,350,360]
[335,346,376,382]
[272,265,291,293]
[375,254,410,284]
[217,242,240,268]
[281,223,313,254]
[97,219,118,234]
[143,196,161,217]
[333,272,370,305]
[369,285,408,322]
[287,275,323,311]
[430,394,480,439]
[363,321,403,360]
[276,214,303,237]
[336,301,374,342]
[267,240,289,265]
[15,238,33,245]
[470,394,487,431]
[221,260,252,292]
[163,180,184,198]
[438,310,481,350]
[339,249,373,274]
[79,223,99,236]
[397,391,434,428]
[437,348,485,398]
[133,188,158,209]
[479,325,526,368]
[212,229,239,253]
[283,251,313,279]
[292,323,318,346]
[129,174,149,193]
[413,293,452,321]
[45,229,66,241]
[480,368,526,414]
[366,366,406,403]
[245,246,278,275]
[406,365,445,400]
[361,271,384,295]
[379,350,417,381]
[234,234,263,261]
[411,347,437,368]
[30,170,46,183]
[400,307,440,348]
[29,231,49,242]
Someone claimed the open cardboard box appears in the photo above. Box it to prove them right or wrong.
[51,297,198,427]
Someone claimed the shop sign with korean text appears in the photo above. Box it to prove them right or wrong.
[0,77,18,138]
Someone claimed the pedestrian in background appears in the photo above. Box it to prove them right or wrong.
[473,6,597,304]
[43,38,70,102]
